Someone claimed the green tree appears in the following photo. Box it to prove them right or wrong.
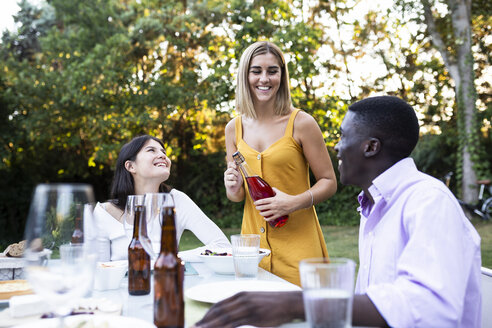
[392,0,491,201]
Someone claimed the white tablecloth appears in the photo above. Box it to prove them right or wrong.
[91,262,306,327]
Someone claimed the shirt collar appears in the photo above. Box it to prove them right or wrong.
[358,158,417,210]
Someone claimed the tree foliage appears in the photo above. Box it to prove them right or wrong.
[0,0,490,246]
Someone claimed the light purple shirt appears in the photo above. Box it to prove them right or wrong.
[355,158,482,327]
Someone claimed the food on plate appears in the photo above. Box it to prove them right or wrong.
[3,240,26,257]
[200,249,231,256]
[200,249,267,256]
[0,279,32,299]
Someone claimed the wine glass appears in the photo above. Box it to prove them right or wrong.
[123,195,145,239]
[140,193,174,260]
[23,183,98,325]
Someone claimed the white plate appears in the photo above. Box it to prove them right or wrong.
[12,314,155,328]
[185,280,301,304]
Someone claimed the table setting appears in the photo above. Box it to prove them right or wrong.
[0,183,358,328]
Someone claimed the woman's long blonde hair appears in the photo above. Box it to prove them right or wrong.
[235,41,292,118]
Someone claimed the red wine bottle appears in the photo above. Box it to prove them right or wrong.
[232,151,288,228]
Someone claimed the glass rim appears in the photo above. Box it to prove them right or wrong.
[299,257,355,267]
[230,234,260,238]
[127,194,145,199]
[144,192,171,196]
[35,183,93,192]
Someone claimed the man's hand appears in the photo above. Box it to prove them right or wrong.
[192,291,304,328]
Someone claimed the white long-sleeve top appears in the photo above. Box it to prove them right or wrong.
[93,189,231,261]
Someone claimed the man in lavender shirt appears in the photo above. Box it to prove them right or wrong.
[194,96,482,328]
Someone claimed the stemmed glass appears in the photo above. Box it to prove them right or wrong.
[23,183,98,326]
[122,193,174,260]
[123,195,145,240]
[140,192,174,260]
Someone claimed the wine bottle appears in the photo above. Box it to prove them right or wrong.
[128,204,151,295]
[232,151,288,228]
[153,205,184,328]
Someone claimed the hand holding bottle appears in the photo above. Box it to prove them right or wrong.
[233,151,289,227]
[224,161,244,194]
[253,187,293,223]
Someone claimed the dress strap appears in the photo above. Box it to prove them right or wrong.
[235,116,243,145]
[284,109,301,137]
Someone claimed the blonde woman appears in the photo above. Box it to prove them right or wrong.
[223,41,337,285]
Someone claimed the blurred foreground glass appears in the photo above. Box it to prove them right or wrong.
[231,234,260,279]
[23,183,97,325]
[299,258,355,328]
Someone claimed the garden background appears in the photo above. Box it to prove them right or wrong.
[1,0,491,265]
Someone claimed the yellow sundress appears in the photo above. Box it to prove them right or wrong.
[235,109,329,286]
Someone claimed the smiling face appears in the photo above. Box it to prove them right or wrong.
[334,111,370,188]
[125,139,171,184]
[248,52,282,106]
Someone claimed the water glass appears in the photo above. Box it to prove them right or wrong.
[299,258,356,328]
[231,234,260,279]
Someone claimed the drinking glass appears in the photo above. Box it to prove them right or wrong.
[231,234,260,279]
[123,195,145,239]
[23,183,98,326]
[299,258,356,328]
[141,192,174,260]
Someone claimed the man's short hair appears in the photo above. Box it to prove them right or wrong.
[349,96,420,160]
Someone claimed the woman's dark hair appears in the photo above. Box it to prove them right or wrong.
[110,135,171,210]
[348,96,420,161]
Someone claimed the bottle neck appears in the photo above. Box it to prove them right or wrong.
[74,217,82,229]
[237,160,256,179]
[132,206,146,239]
[160,206,178,254]
[74,204,83,230]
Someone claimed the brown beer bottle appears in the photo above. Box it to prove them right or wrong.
[128,204,151,295]
[154,206,184,328]
[71,204,84,244]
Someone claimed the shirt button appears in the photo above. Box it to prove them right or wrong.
[257,154,261,160]
[260,227,265,233]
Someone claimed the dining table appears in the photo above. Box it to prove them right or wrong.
[0,259,309,328]
[93,261,308,328]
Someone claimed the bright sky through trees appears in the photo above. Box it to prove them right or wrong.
[0,1,21,33]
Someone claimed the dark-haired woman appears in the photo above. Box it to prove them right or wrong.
[94,135,230,261]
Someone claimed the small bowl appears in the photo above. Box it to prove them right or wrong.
[93,260,128,291]
[199,248,271,275]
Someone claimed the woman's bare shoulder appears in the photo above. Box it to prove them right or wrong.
[294,109,319,129]
[225,117,237,131]
[225,117,238,144]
